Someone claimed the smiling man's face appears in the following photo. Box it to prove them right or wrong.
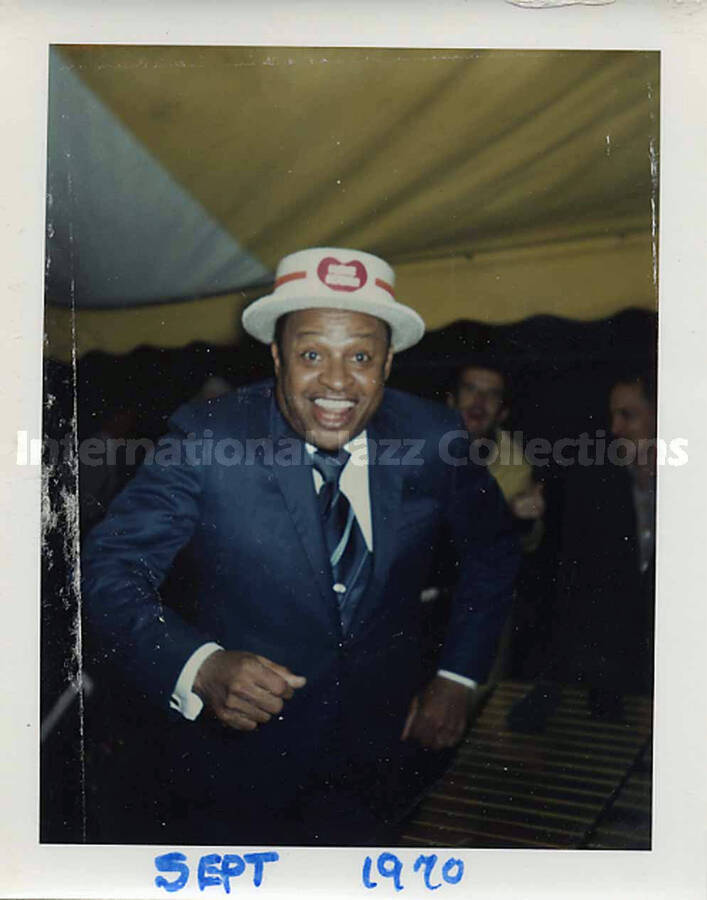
[271,308,393,451]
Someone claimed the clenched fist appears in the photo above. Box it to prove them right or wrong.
[193,650,306,731]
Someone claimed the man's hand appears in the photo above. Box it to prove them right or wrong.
[510,482,545,520]
[401,676,473,750]
[193,650,306,731]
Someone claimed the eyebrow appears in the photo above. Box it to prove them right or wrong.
[462,380,502,391]
[293,330,379,339]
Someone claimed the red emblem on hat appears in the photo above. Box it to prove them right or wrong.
[317,257,368,292]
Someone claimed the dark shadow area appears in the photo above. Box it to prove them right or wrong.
[40,307,657,845]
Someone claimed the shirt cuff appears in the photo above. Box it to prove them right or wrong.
[437,669,478,691]
[170,642,224,720]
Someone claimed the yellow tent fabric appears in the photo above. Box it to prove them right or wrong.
[47,46,659,361]
[45,293,244,361]
[46,231,654,362]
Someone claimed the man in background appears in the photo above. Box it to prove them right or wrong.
[555,368,656,709]
[419,360,545,691]
[448,361,544,551]
[509,367,656,730]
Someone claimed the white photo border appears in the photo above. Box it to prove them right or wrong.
[1,1,706,898]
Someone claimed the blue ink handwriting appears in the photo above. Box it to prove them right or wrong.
[154,851,279,893]
[363,852,464,891]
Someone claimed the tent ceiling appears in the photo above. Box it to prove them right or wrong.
[46,46,659,359]
[46,58,270,308]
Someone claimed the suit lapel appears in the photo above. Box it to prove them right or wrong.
[268,397,339,622]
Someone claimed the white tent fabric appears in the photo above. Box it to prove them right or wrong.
[46,51,270,308]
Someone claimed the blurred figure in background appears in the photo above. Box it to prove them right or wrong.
[447,361,544,552]
[420,360,545,690]
[509,367,656,730]
[80,377,232,536]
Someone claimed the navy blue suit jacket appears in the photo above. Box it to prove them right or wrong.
[82,380,519,815]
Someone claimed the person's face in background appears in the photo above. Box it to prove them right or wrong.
[271,308,393,452]
[609,380,657,465]
[449,366,508,441]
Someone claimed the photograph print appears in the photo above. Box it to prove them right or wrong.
[40,45,660,849]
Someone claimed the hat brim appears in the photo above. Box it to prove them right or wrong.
[242,292,426,352]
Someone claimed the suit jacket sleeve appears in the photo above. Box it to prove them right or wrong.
[436,429,521,684]
[81,405,213,709]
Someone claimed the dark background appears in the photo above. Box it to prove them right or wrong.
[40,307,657,842]
[64,309,657,446]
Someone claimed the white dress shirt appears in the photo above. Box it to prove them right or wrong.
[170,430,475,720]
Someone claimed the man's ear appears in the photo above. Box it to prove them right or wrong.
[498,406,509,425]
[446,393,456,410]
[270,342,281,376]
[383,346,394,381]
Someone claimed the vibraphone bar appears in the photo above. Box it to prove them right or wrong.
[401,680,653,849]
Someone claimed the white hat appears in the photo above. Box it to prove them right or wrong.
[241,247,425,352]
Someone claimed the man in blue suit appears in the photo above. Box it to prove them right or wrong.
[82,247,519,845]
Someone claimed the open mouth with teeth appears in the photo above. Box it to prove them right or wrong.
[312,396,357,428]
